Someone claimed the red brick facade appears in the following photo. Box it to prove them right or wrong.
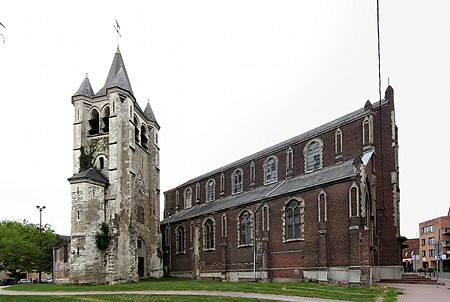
[162,86,401,284]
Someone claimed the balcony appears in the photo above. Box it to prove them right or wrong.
[443,228,450,235]
[443,240,450,248]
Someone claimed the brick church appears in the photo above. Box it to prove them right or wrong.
[161,86,401,284]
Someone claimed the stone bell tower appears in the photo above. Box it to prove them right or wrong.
[68,48,163,284]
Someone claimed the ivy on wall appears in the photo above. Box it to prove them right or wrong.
[95,222,111,251]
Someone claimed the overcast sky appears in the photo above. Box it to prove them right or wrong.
[1,1,449,239]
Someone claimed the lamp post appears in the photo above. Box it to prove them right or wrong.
[36,205,46,283]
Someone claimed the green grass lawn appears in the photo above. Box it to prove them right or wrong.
[2,278,402,302]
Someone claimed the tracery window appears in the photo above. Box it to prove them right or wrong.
[176,225,186,254]
[305,140,323,172]
[363,116,373,145]
[137,206,145,224]
[232,169,243,194]
[206,179,215,202]
[283,199,304,241]
[335,128,343,155]
[238,210,252,246]
[184,188,192,209]
[204,218,215,250]
[264,156,278,184]
[349,183,359,217]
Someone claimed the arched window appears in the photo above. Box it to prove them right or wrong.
[349,183,359,217]
[318,191,327,222]
[283,199,304,241]
[88,109,100,135]
[232,169,243,194]
[102,107,110,133]
[221,214,227,238]
[206,179,215,202]
[220,173,225,193]
[184,188,192,209]
[250,162,255,183]
[305,140,323,172]
[204,218,215,250]
[286,147,293,176]
[195,182,200,202]
[238,210,252,246]
[335,128,343,155]
[140,125,148,150]
[264,156,278,184]
[137,206,144,224]
[176,225,186,254]
[262,204,270,231]
[134,116,140,144]
[175,190,180,208]
[363,116,373,145]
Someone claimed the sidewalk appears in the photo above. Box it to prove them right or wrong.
[378,279,450,302]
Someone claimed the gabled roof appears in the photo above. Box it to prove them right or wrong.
[95,47,133,96]
[161,159,356,225]
[73,74,94,97]
[68,167,109,185]
[144,101,159,126]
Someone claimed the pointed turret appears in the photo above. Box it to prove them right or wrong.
[73,74,94,97]
[144,100,159,126]
[95,47,133,96]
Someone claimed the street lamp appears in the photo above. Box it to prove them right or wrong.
[36,205,46,283]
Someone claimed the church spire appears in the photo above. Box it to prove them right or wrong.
[144,100,159,127]
[95,49,133,96]
[73,73,94,97]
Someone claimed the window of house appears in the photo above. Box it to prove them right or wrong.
[429,249,435,257]
[206,179,215,202]
[184,188,192,209]
[137,206,144,224]
[102,107,110,133]
[221,214,227,238]
[286,147,293,175]
[264,156,278,184]
[318,191,327,222]
[305,140,322,172]
[262,205,269,231]
[134,116,140,144]
[335,128,342,155]
[349,184,359,217]
[232,169,243,194]
[429,237,435,245]
[422,225,434,234]
[421,239,425,246]
[220,173,225,193]
[238,210,252,246]
[88,109,100,135]
[195,183,200,202]
[204,218,215,250]
[363,117,373,145]
[284,199,304,241]
[422,250,426,257]
[250,162,255,183]
[140,125,148,150]
[176,225,186,254]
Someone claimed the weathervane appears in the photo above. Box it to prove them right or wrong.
[114,19,121,47]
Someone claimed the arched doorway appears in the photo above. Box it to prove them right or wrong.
[137,237,148,278]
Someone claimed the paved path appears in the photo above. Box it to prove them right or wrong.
[0,287,343,302]
[378,281,450,302]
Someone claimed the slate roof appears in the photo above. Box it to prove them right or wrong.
[144,101,159,126]
[161,159,356,225]
[73,74,94,97]
[171,98,387,190]
[68,167,110,185]
[95,47,133,96]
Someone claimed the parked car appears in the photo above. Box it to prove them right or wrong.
[18,278,32,284]
[33,278,49,284]
[1,278,15,285]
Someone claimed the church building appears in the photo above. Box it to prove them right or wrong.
[54,48,163,284]
[161,86,401,284]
